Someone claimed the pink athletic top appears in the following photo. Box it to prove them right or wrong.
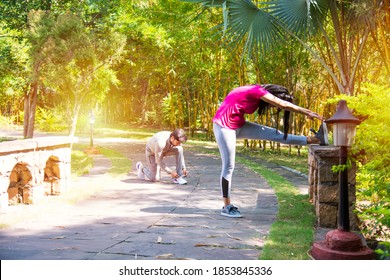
[213,84,269,129]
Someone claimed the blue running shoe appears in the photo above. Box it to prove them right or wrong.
[221,204,242,218]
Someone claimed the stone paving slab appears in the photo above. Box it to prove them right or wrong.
[0,138,280,260]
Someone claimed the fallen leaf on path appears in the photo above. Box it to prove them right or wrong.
[200,224,217,229]
[194,243,224,248]
[227,233,242,241]
[156,253,174,259]
[50,247,77,251]
[206,234,221,238]
[50,236,66,240]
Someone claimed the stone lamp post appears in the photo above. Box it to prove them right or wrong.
[311,100,374,260]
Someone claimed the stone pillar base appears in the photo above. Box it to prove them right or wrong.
[308,145,358,229]
[22,185,45,204]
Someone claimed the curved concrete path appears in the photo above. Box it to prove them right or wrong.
[0,138,280,260]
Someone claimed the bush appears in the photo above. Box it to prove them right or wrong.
[35,106,67,132]
[332,83,390,249]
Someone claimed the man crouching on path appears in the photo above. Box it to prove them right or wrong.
[136,128,188,185]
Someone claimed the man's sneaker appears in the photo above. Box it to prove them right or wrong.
[221,204,242,218]
[136,162,144,179]
[173,177,187,185]
[310,122,329,146]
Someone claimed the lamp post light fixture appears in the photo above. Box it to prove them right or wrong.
[311,99,374,259]
[89,111,95,147]
[325,99,361,148]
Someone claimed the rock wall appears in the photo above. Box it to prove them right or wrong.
[0,137,76,211]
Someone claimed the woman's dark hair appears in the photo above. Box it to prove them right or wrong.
[171,128,187,143]
[259,84,294,140]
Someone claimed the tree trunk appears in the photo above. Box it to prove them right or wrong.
[141,78,150,124]
[23,81,38,139]
[68,104,81,137]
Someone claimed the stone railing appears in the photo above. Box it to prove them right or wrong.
[0,136,77,211]
[308,145,359,229]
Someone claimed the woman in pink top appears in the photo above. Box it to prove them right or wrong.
[213,84,326,218]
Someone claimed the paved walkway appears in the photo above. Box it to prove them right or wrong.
[0,137,315,260]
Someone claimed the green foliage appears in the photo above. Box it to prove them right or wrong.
[162,93,179,128]
[30,11,126,135]
[71,144,130,177]
[99,147,131,176]
[357,201,390,242]
[237,145,309,175]
[330,160,352,173]
[71,144,94,177]
[35,106,67,132]
[375,241,390,260]
[0,115,13,127]
[0,26,30,120]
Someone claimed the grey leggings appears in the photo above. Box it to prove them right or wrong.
[213,122,307,198]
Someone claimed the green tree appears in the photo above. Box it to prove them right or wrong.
[183,0,378,97]
[108,0,228,133]
[0,25,29,124]
[0,0,124,137]
[22,10,56,138]
[38,12,126,136]
[0,0,72,137]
